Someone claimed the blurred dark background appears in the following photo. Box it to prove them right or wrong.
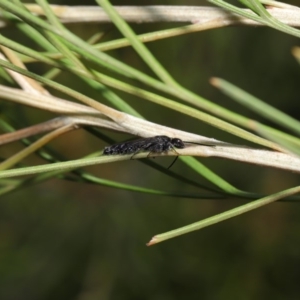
[1,0,300,299]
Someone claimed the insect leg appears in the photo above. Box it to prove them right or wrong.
[167,156,179,169]
[165,145,181,169]
[130,149,144,160]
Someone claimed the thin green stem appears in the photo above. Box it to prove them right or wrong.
[97,0,178,86]
[148,186,300,245]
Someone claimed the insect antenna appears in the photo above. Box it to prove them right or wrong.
[182,141,214,146]
[166,140,215,169]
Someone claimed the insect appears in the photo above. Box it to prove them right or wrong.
[103,135,185,169]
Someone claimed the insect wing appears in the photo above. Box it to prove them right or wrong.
[137,137,164,152]
[104,137,155,155]
[103,135,184,156]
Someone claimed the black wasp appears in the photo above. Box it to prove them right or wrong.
[103,135,185,169]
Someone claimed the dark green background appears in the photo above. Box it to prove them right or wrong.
[1,0,300,299]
